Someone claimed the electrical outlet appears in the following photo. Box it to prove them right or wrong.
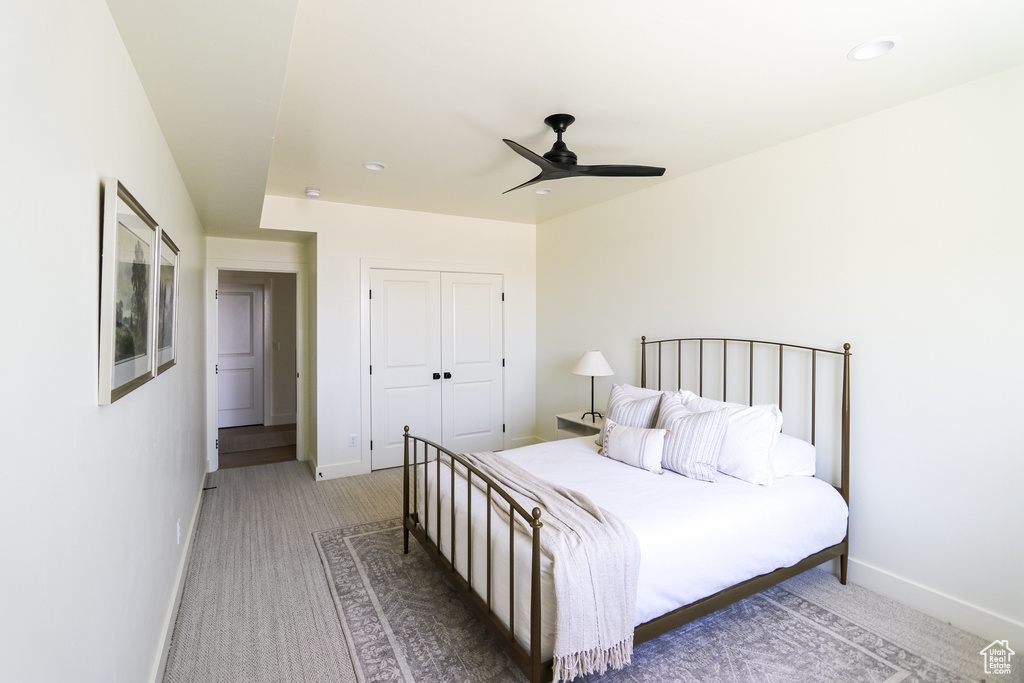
[349,434,357,447]
[176,518,181,545]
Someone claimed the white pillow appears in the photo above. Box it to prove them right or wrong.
[618,383,663,400]
[675,389,700,404]
[655,393,728,482]
[682,394,783,486]
[596,385,662,447]
[601,419,667,474]
[773,433,816,478]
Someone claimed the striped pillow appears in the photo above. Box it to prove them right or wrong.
[596,385,661,447]
[682,395,783,486]
[601,420,667,474]
[656,393,728,482]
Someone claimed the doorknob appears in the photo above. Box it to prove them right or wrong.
[433,372,441,380]
[443,372,452,379]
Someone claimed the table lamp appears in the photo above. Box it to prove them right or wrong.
[571,350,614,422]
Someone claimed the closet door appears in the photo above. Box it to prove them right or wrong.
[370,270,442,470]
[441,272,504,453]
[370,268,505,470]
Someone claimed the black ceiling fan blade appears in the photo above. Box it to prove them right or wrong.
[501,171,547,195]
[574,164,666,178]
[502,139,559,172]
[502,138,576,192]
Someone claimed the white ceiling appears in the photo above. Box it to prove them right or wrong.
[107,0,1024,239]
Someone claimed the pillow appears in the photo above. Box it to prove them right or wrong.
[601,420,667,474]
[617,383,663,401]
[773,433,816,478]
[681,394,783,486]
[655,393,728,482]
[674,389,700,404]
[596,385,662,447]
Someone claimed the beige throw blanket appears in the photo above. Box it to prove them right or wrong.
[458,452,641,682]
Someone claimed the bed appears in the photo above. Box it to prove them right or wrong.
[402,336,851,682]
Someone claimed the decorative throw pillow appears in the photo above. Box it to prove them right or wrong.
[596,385,662,447]
[772,433,816,478]
[655,393,728,482]
[682,394,783,486]
[601,420,667,474]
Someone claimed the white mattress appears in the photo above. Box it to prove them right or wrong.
[412,436,848,660]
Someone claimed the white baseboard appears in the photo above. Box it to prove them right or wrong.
[314,459,367,481]
[149,474,207,683]
[848,558,1024,645]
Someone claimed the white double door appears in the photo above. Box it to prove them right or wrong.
[370,269,504,470]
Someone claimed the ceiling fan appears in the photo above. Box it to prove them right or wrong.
[502,114,666,194]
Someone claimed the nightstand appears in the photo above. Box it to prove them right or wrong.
[555,412,604,440]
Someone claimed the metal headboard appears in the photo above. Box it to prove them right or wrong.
[640,336,851,504]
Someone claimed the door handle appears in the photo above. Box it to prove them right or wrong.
[443,372,452,379]
[433,372,441,380]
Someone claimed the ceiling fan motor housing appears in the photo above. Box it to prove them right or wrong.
[543,141,577,165]
[542,113,578,165]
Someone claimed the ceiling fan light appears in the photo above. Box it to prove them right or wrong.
[847,37,901,61]
[535,188,552,195]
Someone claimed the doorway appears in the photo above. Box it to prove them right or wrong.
[217,270,298,469]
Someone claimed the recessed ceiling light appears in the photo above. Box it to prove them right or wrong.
[363,162,386,171]
[848,36,901,61]
[535,188,552,195]
[304,188,321,199]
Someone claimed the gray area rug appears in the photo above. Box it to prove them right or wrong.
[315,519,979,683]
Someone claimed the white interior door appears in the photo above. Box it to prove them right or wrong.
[441,272,504,453]
[218,283,264,428]
[370,270,442,469]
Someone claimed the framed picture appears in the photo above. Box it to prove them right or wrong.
[98,179,159,404]
[156,230,179,374]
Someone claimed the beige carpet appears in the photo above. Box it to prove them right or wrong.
[164,460,999,683]
[163,461,402,683]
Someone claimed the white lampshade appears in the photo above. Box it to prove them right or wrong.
[571,350,614,377]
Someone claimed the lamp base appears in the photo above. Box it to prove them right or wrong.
[580,410,603,423]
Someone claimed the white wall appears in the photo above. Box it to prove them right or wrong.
[307,235,319,471]
[261,198,537,479]
[270,272,298,423]
[536,66,1024,644]
[0,1,208,681]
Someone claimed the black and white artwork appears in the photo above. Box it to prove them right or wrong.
[156,230,179,374]
[99,180,159,403]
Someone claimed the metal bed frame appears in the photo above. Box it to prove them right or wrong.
[403,336,851,683]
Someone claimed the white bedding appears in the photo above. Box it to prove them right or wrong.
[412,435,848,661]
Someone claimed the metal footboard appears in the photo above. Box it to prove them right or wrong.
[402,427,549,683]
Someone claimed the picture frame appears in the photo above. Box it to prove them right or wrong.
[156,230,179,374]
[98,179,159,404]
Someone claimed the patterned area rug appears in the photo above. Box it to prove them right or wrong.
[314,519,974,683]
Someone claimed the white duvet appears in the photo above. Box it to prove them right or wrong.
[412,436,848,661]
